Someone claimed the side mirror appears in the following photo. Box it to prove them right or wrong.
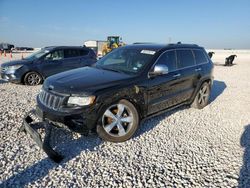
[149,64,169,77]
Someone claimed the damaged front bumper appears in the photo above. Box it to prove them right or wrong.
[20,109,64,163]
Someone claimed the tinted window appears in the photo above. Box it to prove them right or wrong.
[80,49,89,56]
[44,50,64,60]
[193,49,208,64]
[176,49,195,68]
[156,50,176,71]
[64,49,80,58]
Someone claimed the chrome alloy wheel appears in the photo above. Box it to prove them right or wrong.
[102,103,134,137]
[27,73,41,85]
[198,84,209,106]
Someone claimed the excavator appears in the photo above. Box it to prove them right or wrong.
[102,36,124,56]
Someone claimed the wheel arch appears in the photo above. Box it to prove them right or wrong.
[97,96,143,119]
[190,77,213,104]
[120,96,144,120]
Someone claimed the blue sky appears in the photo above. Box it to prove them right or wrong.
[0,0,250,48]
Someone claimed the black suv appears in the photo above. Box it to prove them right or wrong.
[22,43,213,161]
[1,46,96,85]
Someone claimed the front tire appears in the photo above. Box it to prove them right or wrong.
[23,72,42,86]
[191,82,211,109]
[97,99,139,142]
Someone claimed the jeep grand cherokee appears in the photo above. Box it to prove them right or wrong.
[22,43,213,162]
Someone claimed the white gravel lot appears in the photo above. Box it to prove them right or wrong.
[0,50,250,187]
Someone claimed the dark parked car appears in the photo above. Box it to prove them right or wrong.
[0,43,14,52]
[0,46,96,85]
[22,43,214,162]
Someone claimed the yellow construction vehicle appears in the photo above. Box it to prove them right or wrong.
[102,36,124,56]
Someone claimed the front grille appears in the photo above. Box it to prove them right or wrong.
[39,90,66,110]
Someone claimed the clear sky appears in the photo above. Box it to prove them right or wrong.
[0,0,250,49]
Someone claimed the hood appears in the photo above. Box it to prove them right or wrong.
[43,67,135,95]
[1,59,32,67]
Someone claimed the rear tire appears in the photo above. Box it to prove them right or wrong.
[191,82,211,109]
[24,72,42,86]
[97,99,139,142]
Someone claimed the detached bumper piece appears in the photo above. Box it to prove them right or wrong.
[20,110,64,163]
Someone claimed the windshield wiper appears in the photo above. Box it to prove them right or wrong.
[99,67,125,74]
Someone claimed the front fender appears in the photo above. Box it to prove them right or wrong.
[95,85,147,120]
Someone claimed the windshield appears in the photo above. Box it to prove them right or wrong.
[96,47,156,75]
[24,49,49,61]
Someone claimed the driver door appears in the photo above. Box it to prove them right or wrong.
[147,50,183,115]
[39,50,64,77]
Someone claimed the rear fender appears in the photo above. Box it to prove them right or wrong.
[189,77,212,104]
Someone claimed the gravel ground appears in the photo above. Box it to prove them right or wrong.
[0,51,250,187]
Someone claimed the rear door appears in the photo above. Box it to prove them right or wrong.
[147,50,184,114]
[39,49,64,77]
[176,49,198,102]
[62,49,82,70]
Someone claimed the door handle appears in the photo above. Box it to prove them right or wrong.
[173,73,181,78]
[195,68,202,71]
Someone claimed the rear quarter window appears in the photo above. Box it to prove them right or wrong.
[176,49,195,68]
[193,49,208,64]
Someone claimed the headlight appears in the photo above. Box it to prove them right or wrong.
[68,96,95,106]
[7,65,23,70]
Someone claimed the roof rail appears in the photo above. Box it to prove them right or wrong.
[168,43,199,47]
